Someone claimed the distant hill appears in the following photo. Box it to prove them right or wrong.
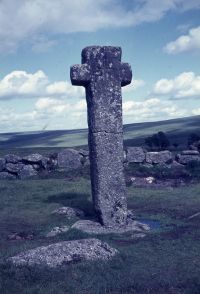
[0,116,200,151]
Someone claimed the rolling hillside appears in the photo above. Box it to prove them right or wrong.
[0,116,199,151]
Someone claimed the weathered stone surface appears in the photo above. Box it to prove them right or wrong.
[126,147,145,163]
[72,219,150,234]
[78,149,89,157]
[89,131,127,226]
[181,150,199,155]
[57,149,82,170]
[170,160,185,169]
[71,46,132,227]
[5,154,21,163]
[5,163,24,174]
[176,154,200,164]
[71,47,131,133]
[0,172,17,179]
[46,226,69,237]
[22,153,43,163]
[9,238,118,267]
[52,206,85,218]
[146,150,172,164]
[0,158,6,171]
[18,165,38,179]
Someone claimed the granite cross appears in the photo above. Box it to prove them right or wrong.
[70,46,132,227]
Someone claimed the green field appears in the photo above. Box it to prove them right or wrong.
[1,115,200,293]
[0,166,200,294]
[0,115,200,152]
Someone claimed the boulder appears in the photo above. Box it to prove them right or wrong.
[5,154,21,163]
[181,150,199,155]
[0,158,6,172]
[52,206,85,219]
[9,238,118,267]
[146,150,172,164]
[0,172,17,180]
[57,149,82,170]
[6,163,24,174]
[176,154,200,165]
[78,149,89,157]
[22,153,43,163]
[22,154,49,169]
[126,147,145,163]
[18,165,38,179]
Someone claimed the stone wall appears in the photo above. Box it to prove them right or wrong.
[0,147,199,179]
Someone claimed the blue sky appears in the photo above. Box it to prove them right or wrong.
[0,0,200,132]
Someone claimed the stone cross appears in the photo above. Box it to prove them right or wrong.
[70,46,132,227]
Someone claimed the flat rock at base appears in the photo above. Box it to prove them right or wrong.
[52,206,85,218]
[72,219,150,234]
[9,238,118,268]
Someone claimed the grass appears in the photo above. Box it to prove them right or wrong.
[0,167,200,293]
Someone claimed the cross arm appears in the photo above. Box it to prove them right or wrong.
[120,63,132,87]
[70,64,91,86]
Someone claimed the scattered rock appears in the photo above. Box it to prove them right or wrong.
[52,206,85,219]
[146,150,172,164]
[146,176,155,184]
[18,165,38,179]
[131,233,146,239]
[57,149,82,170]
[126,147,145,163]
[46,226,69,237]
[8,232,34,241]
[9,238,118,267]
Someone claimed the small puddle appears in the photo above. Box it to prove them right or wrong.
[139,219,161,229]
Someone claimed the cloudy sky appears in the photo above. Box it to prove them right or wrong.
[0,0,200,133]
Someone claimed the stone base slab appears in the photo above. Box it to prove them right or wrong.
[72,219,150,234]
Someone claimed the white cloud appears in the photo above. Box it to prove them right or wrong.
[192,108,200,115]
[0,0,200,53]
[0,70,84,100]
[122,79,145,93]
[35,97,69,114]
[164,26,200,54]
[122,97,187,122]
[0,97,88,132]
[153,72,200,98]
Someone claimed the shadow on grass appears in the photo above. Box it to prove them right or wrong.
[45,192,95,218]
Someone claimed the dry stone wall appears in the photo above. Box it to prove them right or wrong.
[0,147,200,180]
